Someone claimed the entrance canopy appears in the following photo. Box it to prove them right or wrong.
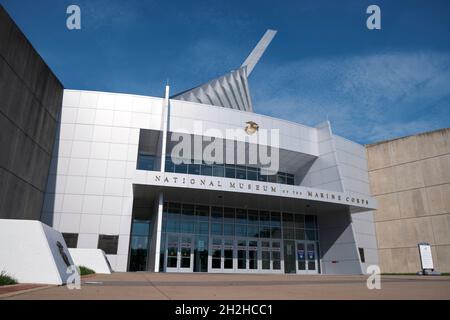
[133,184,369,215]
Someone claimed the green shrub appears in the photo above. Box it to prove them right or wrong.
[78,266,95,276]
[0,271,18,286]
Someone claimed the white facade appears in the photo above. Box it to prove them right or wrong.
[40,30,378,274]
[68,248,112,274]
[0,220,79,285]
[41,88,378,273]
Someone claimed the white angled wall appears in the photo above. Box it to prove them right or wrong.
[41,90,164,271]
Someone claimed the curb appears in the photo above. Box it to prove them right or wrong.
[0,285,55,299]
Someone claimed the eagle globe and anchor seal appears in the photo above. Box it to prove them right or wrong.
[245,121,259,135]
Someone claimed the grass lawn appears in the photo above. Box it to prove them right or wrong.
[78,266,96,276]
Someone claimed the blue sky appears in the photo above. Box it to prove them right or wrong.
[2,0,450,144]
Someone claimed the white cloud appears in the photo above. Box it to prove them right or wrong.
[251,51,450,143]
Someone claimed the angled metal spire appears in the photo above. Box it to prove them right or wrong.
[241,29,277,76]
[172,29,277,112]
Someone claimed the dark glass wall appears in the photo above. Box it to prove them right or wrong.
[136,152,295,186]
[129,219,152,271]
[159,201,319,273]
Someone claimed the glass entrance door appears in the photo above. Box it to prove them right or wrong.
[283,240,296,273]
[296,241,318,274]
[209,237,234,272]
[235,238,260,272]
[165,234,194,272]
[260,240,282,272]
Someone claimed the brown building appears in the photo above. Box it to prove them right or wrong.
[366,128,450,273]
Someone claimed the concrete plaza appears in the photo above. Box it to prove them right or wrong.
[2,273,450,300]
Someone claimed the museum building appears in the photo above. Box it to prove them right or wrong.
[43,30,379,274]
[1,6,379,275]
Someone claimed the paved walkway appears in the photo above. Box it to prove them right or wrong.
[2,273,450,300]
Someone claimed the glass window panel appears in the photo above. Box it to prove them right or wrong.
[188,164,200,175]
[294,214,305,228]
[168,203,181,218]
[282,213,294,228]
[225,165,236,178]
[129,236,149,271]
[258,172,268,182]
[165,159,175,172]
[195,205,209,221]
[305,229,316,240]
[238,258,246,269]
[272,251,281,260]
[201,164,213,176]
[180,221,194,233]
[308,261,316,270]
[235,224,247,237]
[211,223,223,235]
[223,208,235,223]
[283,228,295,239]
[273,260,281,270]
[180,258,190,268]
[212,248,221,259]
[196,222,209,235]
[166,220,179,233]
[194,236,208,272]
[174,161,188,174]
[224,258,233,269]
[271,227,281,239]
[213,165,225,177]
[223,224,234,236]
[182,204,195,217]
[131,220,150,236]
[277,173,287,184]
[270,212,281,227]
[235,209,247,224]
[247,225,259,238]
[98,235,119,255]
[295,229,305,240]
[137,154,155,171]
[259,227,271,239]
[305,215,316,229]
[247,210,258,225]
[167,257,177,268]
[211,207,223,222]
[212,259,221,269]
[287,175,295,185]
[247,168,258,181]
[261,257,270,270]
[62,233,78,248]
[268,174,277,183]
[236,166,247,180]
[259,211,270,226]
